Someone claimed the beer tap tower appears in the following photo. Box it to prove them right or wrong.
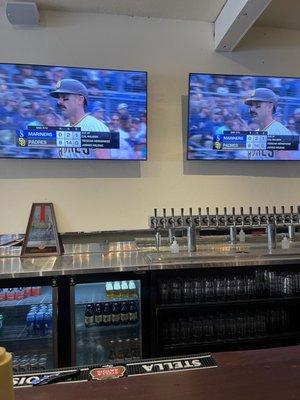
[149,206,300,252]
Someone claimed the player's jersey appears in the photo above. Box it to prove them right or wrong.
[59,114,110,159]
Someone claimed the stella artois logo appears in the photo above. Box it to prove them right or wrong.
[90,366,126,381]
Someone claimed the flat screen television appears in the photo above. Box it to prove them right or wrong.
[187,72,300,160]
[0,63,147,160]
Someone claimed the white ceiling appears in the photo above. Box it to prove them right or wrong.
[0,0,299,29]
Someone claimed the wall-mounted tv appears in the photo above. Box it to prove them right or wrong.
[187,73,300,160]
[0,63,147,160]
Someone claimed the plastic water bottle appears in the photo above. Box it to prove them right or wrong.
[121,281,129,298]
[113,281,121,298]
[105,282,113,299]
[128,280,136,297]
[239,228,246,243]
[281,235,290,249]
[170,237,180,253]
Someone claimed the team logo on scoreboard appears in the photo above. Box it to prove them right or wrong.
[18,137,26,146]
[214,141,222,150]
[90,366,126,381]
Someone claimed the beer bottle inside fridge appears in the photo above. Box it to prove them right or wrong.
[94,303,103,326]
[128,281,136,298]
[120,301,129,324]
[121,281,129,298]
[111,302,121,325]
[84,304,94,327]
[102,302,112,326]
[129,301,138,324]
[113,282,121,298]
[105,282,113,299]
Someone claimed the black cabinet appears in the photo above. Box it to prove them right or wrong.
[151,265,300,356]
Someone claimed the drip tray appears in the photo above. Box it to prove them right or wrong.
[145,245,300,265]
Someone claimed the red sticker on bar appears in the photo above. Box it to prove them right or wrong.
[90,366,126,381]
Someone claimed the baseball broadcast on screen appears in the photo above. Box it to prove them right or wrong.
[0,63,147,160]
[187,73,300,161]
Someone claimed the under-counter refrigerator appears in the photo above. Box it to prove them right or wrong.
[70,276,145,366]
[0,282,57,374]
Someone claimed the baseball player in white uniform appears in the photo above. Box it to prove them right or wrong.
[244,88,293,160]
[50,79,110,159]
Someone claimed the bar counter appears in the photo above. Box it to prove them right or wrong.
[2,235,300,278]
[15,345,300,400]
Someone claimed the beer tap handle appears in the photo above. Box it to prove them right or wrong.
[206,207,210,227]
[170,207,175,227]
[224,207,227,225]
[215,207,219,226]
[232,207,236,226]
[256,206,261,225]
[180,208,184,226]
[152,208,158,229]
[197,207,202,227]
[290,206,295,224]
[240,206,244,226]
[265,206,269,223]
[273,206,277,224]
[162,208,167,228]
[188,207,193,226]
[247,206,252,226]
[265,206,269,215]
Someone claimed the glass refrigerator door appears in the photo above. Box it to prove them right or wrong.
[74,280,141,366]
[0,285,56,374]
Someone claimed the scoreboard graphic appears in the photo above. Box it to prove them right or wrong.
[16,127,120,150]
[213,131,299,151]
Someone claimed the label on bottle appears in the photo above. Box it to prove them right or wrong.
[85,316,94,326]
[129,312,137,322]
[121,313,129,323]
[112,314,120,323]
[103,315,111,324]
[95,314,103,324]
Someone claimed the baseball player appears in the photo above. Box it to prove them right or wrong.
[244,88,292,160]
[50,79,110,159]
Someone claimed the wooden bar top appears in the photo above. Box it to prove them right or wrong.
[15,345,300,400]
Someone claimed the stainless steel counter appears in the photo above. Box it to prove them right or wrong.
[1,235,300,279]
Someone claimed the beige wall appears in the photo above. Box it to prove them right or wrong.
[1,9,300,233]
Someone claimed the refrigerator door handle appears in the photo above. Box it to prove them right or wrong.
[69,277,76,366]
[52,279,59,368]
